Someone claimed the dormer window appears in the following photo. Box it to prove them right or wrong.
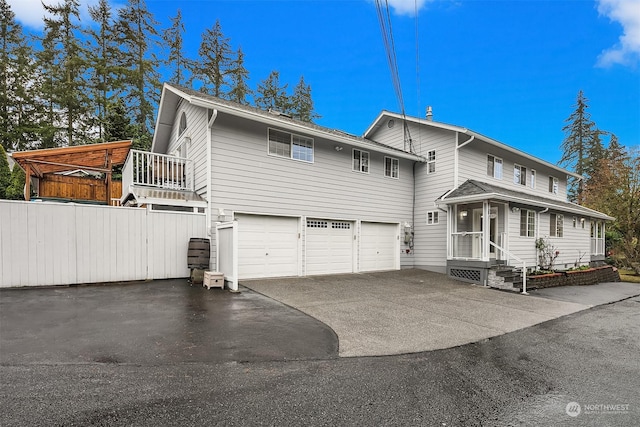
[179,112,187,136]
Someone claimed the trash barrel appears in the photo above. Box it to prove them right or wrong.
[187,238,210,270]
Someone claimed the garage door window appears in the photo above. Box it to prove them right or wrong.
[307,219,328,228]
[332,222,351,229]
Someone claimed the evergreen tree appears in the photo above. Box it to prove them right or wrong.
[5,161,24,200]
[559,90,602,203]
[0,144,10,198]
[39,0,93,146]
[86,0,122,142]
[227,47,251,105]
[0,0,39,151]
[255,71,289,112]
[116,0,161,148]
[163,9,188,86]
[104,98,132,142]
[290,75,320,122]
[190,20,232,97]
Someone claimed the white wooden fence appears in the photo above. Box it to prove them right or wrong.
[216,221,238,291]
[0,200,207,287]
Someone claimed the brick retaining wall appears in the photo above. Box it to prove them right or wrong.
[528,266,620,289]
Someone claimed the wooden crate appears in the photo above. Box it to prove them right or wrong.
[203,271,224,289]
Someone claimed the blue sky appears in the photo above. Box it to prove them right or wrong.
[9,0,640,164]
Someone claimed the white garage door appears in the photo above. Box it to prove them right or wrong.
[305,219,354,275]
[360,222,398,272]
[236,214,299,279]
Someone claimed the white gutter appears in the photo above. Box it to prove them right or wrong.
[443,133,476,201]
[187,96,425,162]
[206,109,218,236]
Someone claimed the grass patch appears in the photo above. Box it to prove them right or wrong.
[619,269,640,284]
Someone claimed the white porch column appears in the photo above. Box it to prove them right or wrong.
[483,200,490,261]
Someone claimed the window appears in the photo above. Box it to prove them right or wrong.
[550,213,564,237]
[572,216,577,228]
[487,155,503,179]
[384,157,399,178]
[530,169,536,189]
[549,176,558,194]
[268,128,313,162]
[427,150,436,173]
[307,220,328,228]
[514,164,527,186]
[353,149,369,173]
[179,112,187,135]
[519,209,535,237]
[426,211,439,225]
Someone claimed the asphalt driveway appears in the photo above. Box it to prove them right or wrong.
[242,269,639,357]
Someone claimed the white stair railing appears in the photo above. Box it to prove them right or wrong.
[490,241,528,295]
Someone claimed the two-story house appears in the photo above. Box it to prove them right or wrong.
[121,83,612,287]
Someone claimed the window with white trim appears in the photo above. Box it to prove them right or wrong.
[519,209,535,237]
[572,216,577,228]
[426,211,439,225]
[514,164,527,186]
[384,157,399,178]
[550,213,564,237]
[179,112,187,136]
[268,128,313,162]
[353,149,369,173]
[427,150,436,173]
[487,155,503,179]
[549,176,559,194]
[530,169,536,189]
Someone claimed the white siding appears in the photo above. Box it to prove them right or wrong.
[208,112,415,270]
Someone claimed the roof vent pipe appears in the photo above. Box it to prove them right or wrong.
[426,106,433,121]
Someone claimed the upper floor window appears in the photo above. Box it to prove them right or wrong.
[426,211,439,225]
[353,149,369,173]
[550,213,564,237]
[427,150,436,173]
[530,169,536,189]
[487,155,503,179]
[384,157,399,178]
[549,176,559,194]
[178,112,187,136]
[519,209,535,237]
[268,128,313,162]
[514,164,527,186]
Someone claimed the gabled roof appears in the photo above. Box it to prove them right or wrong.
[11,140,132,177]
[152,84,425,162]
[364,111,581,180]
[437,179,613,220]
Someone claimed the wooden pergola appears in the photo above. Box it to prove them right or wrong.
[11,140,132,204]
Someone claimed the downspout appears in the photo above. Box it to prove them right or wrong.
[442,133,475,201]
[206,109,218,236]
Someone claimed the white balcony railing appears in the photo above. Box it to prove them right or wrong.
[122,150,194,194]
[451,232,484,260]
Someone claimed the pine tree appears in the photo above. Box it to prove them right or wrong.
[560,91,602,203]
[290,75,320,122]
[255,71,289,112]
[0,144,10,198]
[227,47,251,105]
[116,0,161,148]
[0,0,39,151]
[104,98,132,142]
[39,0,93,146]
[190,20,232,97]
[163,9,188,86]
[5,161,24,200]
[86,0,122,142]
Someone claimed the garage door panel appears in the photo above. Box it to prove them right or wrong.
[237,214,299,279]
[306,219,354,275]
[360,222,398,272]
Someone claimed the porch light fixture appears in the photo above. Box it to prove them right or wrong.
[334,146,343,151]
[459,210,468,218]
[511,206,520,213]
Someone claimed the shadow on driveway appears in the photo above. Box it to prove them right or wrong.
[0,280,338,365]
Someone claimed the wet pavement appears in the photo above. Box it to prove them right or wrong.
[0,279,338,365]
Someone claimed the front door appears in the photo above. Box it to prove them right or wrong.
[472,207,497,259]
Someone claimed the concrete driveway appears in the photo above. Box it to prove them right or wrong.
[242,269,639,357]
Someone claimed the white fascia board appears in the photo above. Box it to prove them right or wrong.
[188,98,425,162]
[364,110,466,138]
[439,192,613,220]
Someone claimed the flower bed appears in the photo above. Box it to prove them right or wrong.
[528,265,620,289]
